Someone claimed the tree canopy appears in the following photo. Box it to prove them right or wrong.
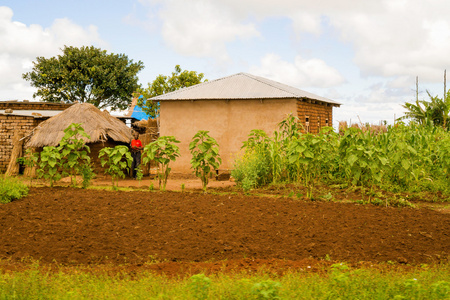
[136,65,207,118]
[23,45,144,110]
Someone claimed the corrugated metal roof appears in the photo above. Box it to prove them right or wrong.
[0,110,63,118]
[151,73,341,106]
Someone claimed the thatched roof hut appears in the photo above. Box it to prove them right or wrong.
[27,103,132,147]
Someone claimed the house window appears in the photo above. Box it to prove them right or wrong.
[325,118,329,126]
[305,116,310,133]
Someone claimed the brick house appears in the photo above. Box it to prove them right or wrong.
[0,101,74,173]
[151,72,341,173]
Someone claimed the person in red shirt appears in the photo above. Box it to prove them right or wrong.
[130,131,143,178]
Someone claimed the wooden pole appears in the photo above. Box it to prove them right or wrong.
[445,69,447,100]
[416,76,419,102]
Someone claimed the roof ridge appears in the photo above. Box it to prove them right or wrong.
[240,73,301,98]
[152,73,244,99]
[150,72,340,105]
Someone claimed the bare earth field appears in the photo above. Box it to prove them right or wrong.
[0,179,449,276]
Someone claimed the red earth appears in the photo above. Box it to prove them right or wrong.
[0,182,449,276]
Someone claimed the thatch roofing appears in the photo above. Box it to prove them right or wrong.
[26,103,132,148]
[151,73,341,106]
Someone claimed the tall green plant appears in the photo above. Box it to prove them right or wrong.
[59,123,92,187]
[189,131,221,192]
[287,127,339,198]
[232,130,271,191]
[338,128,388,188]
[142,136,180,191]
[37,146,63,187]
[99,145,133,189]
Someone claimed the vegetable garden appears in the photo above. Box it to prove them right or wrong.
[1,117,450,299]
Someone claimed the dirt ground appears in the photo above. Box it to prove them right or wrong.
[0,181,449,276]
[91,173,236,191]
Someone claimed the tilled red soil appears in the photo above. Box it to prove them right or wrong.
[0,187,449,275]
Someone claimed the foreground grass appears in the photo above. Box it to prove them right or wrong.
[1,262,449,299]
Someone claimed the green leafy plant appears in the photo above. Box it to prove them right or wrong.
[0,176,29,204]
[189,131,222,192]
[58,123,92,187]
[37,146,63,187]
[287,132,327,199]
[188,274,211,300]
[338,128,388,191]
[232,130,272,191]
[142,136,180,191]
[99,145,133,189]
[80,163,95,189]
[251,280,282,299]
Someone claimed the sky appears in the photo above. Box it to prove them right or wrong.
[1,0,450,128]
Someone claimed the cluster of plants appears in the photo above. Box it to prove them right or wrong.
[232,114,450,200]
[143,130,221,192]
[18,123,126,190]
[36,123,93,188]
[19,123,222,191]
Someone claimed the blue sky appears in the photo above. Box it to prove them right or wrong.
[2,0,450,128]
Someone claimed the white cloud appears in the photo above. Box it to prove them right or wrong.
[138,0,450,82]
[0,6,106,100]
[250,53,345,88]
[155,0,260,62]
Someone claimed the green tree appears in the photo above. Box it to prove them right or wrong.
[23,45,144,110]
[136,65,207,118]
[400,90,450,129]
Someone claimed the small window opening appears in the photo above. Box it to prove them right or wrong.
[305,116,310,133]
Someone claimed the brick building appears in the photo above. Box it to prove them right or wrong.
[0,101,74,172]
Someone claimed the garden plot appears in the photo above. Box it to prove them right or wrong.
[0,187,448,275]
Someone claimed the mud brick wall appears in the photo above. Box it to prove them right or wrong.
[0,101,73,111]
[297,100,334,134]
[0,115,45,172]
[0,102,73,173]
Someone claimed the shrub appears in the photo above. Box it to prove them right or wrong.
[0,176,28,204]
[232,146,271,191]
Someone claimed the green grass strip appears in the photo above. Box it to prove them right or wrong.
[0,262,449,299]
